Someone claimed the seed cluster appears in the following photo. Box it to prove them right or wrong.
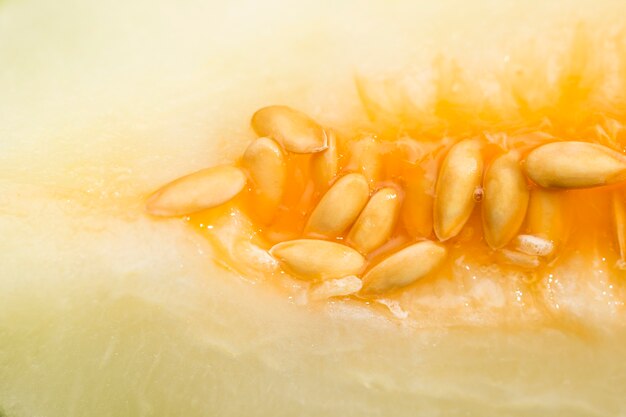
[146,105,626,298]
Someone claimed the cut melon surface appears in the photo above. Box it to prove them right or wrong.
[3,0,626,416]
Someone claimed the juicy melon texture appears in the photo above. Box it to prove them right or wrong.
[3,0,626,416]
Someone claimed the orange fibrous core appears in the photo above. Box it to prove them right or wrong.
[183,26,626,313]
[188,133,624,273]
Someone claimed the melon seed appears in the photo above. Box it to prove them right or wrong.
[482,151,529,249]
[305,173,370,237]
[524,141,626,188]
[434,139,484,241]
[526,188,567,248]
[269,239,366,281]
[146,165,246,217]
[310,129,339,190]
[513,234,554,257]
[361,241,447,295]
[347,187,401,254]
[242,137,286,224]
[251,105,327,153]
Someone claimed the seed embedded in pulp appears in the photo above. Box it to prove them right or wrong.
[513,234,554,257]
[361,240,447,295]
[434,139,484,241]
[146,165,246,217]
[526,188,567,248]
[347,187,401,254]
[304,173,370,237]
[482,151,529,249]
[310,129,339,190]
[251,105,327,154]
[524,141,626,188]
[242,137,286,224]
[269,239,366,281]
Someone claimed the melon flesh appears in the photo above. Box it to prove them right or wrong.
[2,0,626,416]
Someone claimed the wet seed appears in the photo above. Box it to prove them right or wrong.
[310,129,339,190]
[361,241,447,295]
[434,139,484,241]
[242,137,286,224]
[347,187,401,254]
[526,188,567,248]
[524,141,626,188]
[146,165,246,217]
[269,239,366,281]
[513,234,554,257]
[482,151,529,249]
[251,105,327,153]
[305,173,370,237]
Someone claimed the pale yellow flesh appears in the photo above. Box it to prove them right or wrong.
[3,1,626,417]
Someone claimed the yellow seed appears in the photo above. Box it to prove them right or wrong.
[251,105,327,154]
[309,275,363,300]
[612,190,626,267]
[269,239,366,281]
[346,136,381,183]
[310,129,339,190]
[242,137,286,224]
[524,141,626,188]
[513,234,554,257]
[498,249,540,269]
[305,173,370,237]
[361,241,447,295]
[434,139,484,241]
[526,188,567,247]
[146,166,246,217]
[482,151,529,248]
[347,187,401,254]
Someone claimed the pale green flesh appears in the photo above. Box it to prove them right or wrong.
[2,0,626,416]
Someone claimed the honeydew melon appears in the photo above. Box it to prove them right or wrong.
[2,0,626,416]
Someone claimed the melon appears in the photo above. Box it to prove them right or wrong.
[2,0,626,416]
